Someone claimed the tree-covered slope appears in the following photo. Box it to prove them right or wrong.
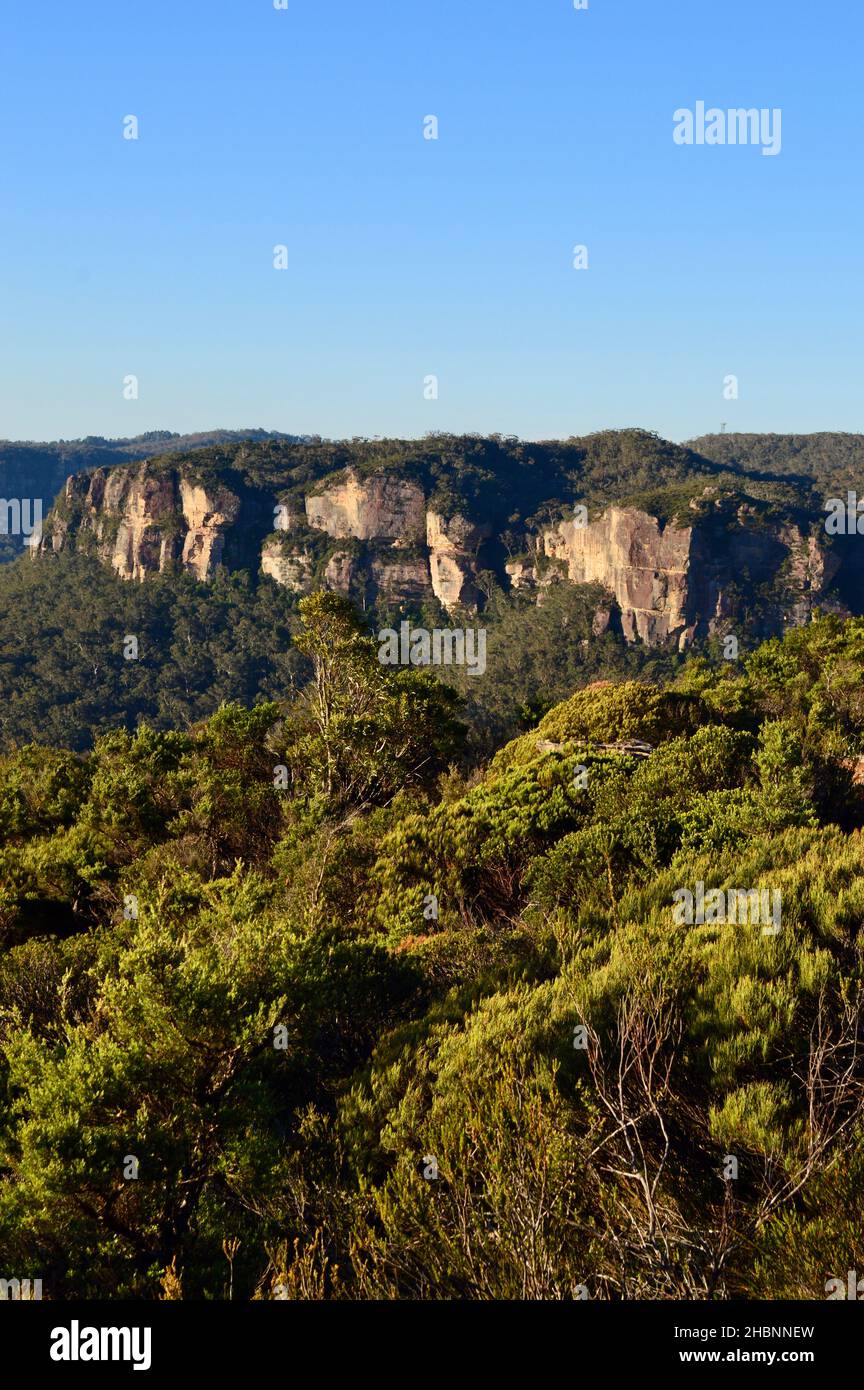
[0,551,680,755]
[2,601,864,1300]
[689,432,864,496]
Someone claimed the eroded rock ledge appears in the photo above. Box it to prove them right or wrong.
[42,462,840,648]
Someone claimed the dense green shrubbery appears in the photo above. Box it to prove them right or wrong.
[2,607,864,1299]
[0,554,308,753]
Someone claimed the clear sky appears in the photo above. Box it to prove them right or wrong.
[0,0,860,444]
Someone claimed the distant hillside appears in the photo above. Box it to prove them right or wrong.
[33,427,863,652]
[0,429,303,561]
[689,432,864,494]
[5,425,864,755]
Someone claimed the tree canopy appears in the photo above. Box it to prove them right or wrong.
[2,612,864,1298]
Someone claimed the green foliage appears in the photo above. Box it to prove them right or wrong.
[691,431,864,495]
[283,592,465,811]
[0,554,306,752]
[4,613,864,1300]
[448,582,682,754]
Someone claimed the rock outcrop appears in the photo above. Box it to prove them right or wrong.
[50,466,242,582]
[534,506,838,650]
[426,511,491,609]
[260,539,314,593]
[541,508,692,646]
[40,453,847,648]
[371,556,433,604]
[178,479,242,581]
[306,470,426,544]
[505,505,839,650]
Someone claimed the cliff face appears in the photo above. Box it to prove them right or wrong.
[41,454,846,648]
[273,473,490,611]
[50,466,243,582]
[0,430,301,562]
[426,510,491,609]
[305,469,426,543]
[507,506,839,650]
[178,479,242,580]
[541,508,692,646]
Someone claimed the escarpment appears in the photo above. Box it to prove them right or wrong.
[47,466,242,582]
[38,432,854,648]
[507,506,840,650]
[539,507,693,646]
[305,470,427,543]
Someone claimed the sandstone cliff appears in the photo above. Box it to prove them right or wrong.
[268,472,491,611]
[506,505,839,650]
[40,441,848,649]
[49,466,242,581]
[541,508,692,646]
[305,469,427,544]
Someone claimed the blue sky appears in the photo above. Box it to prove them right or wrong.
[0,0,860,443]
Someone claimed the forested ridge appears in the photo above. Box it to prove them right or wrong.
[690,432,864,493]
[0,550,677,756]
[2,592,864,1299]
[0,430,302,563]
[5,425,860,757]
[8,426,857,537]
[33,426,833,529]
